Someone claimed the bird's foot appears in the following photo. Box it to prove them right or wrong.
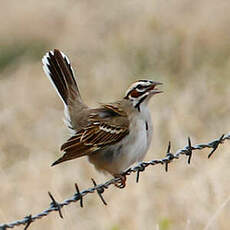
[114,174,126,189]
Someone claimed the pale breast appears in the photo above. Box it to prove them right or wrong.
[127,107,153,162]
[111,107,152,172]
[88,106,153,175]
[123,118,148,163]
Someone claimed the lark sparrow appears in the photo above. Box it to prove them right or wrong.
[42,49,162,185]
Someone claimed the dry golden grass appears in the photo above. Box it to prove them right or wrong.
[0,0,229,229]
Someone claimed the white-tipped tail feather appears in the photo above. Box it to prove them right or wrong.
[42,49,81,130]
[42,52,66,107]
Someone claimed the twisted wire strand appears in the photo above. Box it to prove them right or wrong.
[0,133,229,230]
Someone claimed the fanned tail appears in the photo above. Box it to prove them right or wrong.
[42,49,81,106]
[42,49,86,129]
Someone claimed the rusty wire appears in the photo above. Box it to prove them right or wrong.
[0,133,229,230]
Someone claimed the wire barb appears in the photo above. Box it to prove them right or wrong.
[23,215,32,230]
[91,178,107,206]
[165,141,173,172]
[186,137,193,164]
[136,164,145,183]
[74,183,83,208]
[208,134,225,158]
[0,133,229,229]
[48,192,63,219]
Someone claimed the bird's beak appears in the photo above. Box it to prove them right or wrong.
[149,82,163,94]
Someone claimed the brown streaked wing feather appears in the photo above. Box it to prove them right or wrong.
[101,103,127,116]
[61,120,129,152]
[52,104,129,166]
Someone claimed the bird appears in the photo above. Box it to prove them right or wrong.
[42,49,162,187]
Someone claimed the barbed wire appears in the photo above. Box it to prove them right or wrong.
[0,133,229,230]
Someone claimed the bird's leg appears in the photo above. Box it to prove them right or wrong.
[113,174,126,189]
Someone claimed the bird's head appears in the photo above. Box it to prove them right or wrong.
[124,80,163,110]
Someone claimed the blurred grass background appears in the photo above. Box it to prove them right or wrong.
[0,0,229,229]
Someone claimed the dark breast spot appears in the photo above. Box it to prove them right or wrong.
[145,121,148,131]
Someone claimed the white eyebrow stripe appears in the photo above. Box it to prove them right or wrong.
[132,81,151,88]
[126,81,152,94]
[126,82,152,92]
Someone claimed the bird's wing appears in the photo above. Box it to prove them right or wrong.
[52,103,129,166]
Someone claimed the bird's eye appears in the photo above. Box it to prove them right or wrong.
[136,85,144,90]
